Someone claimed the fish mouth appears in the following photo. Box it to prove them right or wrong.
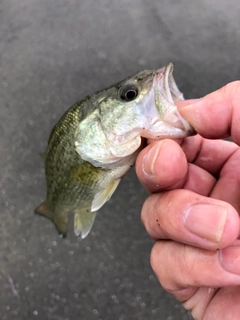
[155,63,184,104]
[141,63,195,139]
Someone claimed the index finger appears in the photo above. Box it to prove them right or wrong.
[178,81,240,145]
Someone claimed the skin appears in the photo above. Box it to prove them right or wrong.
[135,81,240,320]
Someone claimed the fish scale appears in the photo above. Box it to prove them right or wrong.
[35,63,195,238]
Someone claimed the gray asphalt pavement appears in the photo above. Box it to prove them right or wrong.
[1,1,240,319]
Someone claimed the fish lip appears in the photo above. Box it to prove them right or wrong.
[154,63,184,104]
[151,63,195,136]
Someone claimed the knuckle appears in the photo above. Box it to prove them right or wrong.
[224,80,240,96]
[141,194,161,227]
[150,242,194,292]
[223,81,240,109]
[149,190,186,237]
[150,242,160,273]
[150,242,175,292]
[140,200,147,225]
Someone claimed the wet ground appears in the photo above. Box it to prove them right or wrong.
[1,1,240,319]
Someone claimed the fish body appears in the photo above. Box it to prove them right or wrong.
[35,63,194,238]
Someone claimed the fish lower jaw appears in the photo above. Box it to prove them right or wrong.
[140,122,194,139]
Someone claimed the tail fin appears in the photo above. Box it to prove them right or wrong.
[34,201,67,237]
[34,201,53,220]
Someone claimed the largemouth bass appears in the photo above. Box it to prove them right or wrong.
[35,63,194,238]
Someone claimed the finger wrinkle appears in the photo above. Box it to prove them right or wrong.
[183,163,217,196]
[169,287,198,303]
[217,145,240,177]
[180,135,203,163]
[191,137,203,163]
[141,193,165,239]
[231,97,240,144]
[192,139,238,177]
[183,287,219,320]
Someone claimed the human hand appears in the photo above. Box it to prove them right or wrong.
[136,81,240,319]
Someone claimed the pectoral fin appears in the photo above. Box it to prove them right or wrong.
[91,178,121,212]
[74,207,96,239]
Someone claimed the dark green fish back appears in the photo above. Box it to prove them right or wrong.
[36,100,104,235]
[46,102,84,206]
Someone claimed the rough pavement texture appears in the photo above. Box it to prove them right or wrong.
[1,1,240,319]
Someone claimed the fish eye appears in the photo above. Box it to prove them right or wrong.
[120,86,138,101]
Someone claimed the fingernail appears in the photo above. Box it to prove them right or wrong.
[143,141,163,176]
[183,204,228,243]
[219,241,240,275]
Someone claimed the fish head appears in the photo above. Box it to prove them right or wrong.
[75,63,195,167]
[99,63,194,139]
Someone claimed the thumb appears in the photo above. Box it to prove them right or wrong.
[177,81,240,145]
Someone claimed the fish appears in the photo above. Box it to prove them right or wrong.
[35,63,194,238]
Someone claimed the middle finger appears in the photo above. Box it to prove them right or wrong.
[141,189,239,250]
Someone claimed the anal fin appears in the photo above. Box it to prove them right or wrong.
[91,178,121,212]
[74,207,96,239]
